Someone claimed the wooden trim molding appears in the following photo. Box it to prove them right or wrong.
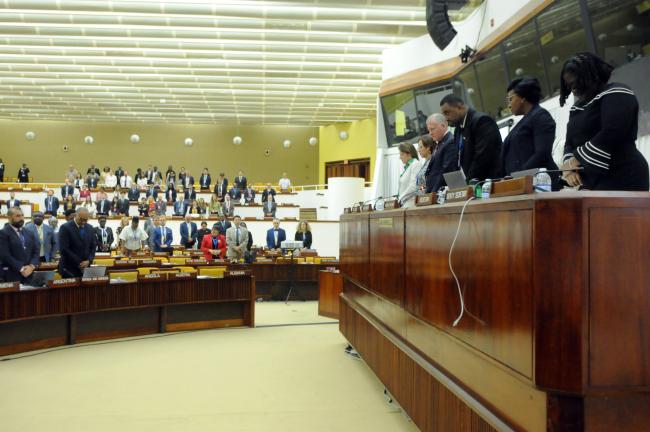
[379,0,554,97]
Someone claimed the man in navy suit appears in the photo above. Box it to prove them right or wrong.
[96,197,111,216]
[179,214,198,249]
[5,191,21,211]
[24,211,57,262]
[0,207,40,283]
[266,218,286,251]
[233,170,247,190]
[426,113,459,193]
[57,207,96,278]
[86,175,98,189]
[152,216,173,253]
[44,189,60,215]
[61,179,75,199]
[173,197,187,217]
[128,184,140,201]
[199,168,211,190]
[214,173,228,202]
[215,215,231,235]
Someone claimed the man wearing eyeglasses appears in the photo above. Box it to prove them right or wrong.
[57,207,96,278]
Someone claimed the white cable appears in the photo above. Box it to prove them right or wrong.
[449,196,475,327]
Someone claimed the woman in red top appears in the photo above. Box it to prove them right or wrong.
[200,226,227,260]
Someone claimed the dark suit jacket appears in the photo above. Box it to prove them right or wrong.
[174,201,187,216]
[18,168,30,182]
[0,225,40,282]
[263,201,277,217]
[86,176,98,188]
[243,188,256,204]
[199,175,211,189]
[183,176,195,190]
[115,169,124,182]
[165,188,177,203]
[234,176,247,190]
[455,108,503,181]
[5,199,21,210]
[61,185,74,198]
[228,188,242,201]
[117,199,130,215]
[44,196,60,214]
[295,231,312,249]
[266,228,286,249]
[180,221,198,246]
[128,188,140,201]
[502,104,559,176]
[184,189,197,202]
[427,131,459,193]
[95,226,115,252]
[145,187,159,199]
[24,222,56,261]
[215,220,231,235]
[152,226,173,251]
[261,189,276,203]
[214,179,228,199]
[57,221,96,278]
[96,199,111,215]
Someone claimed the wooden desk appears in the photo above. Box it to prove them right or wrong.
[339,192,650,432]
[318,270,342,319]
[0,273,255,356]
[240,262,339,301]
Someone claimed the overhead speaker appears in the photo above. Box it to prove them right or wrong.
[426,0,458,51]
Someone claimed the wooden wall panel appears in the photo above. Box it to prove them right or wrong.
[369,210,405,306]
[340,213,369,288]
[405,205,534,378]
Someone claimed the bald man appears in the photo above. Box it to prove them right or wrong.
[426,113,459,192]
[57,207,96,278]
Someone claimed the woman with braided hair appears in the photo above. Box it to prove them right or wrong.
[560,52,648,191]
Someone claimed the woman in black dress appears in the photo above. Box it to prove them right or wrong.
[502,77,559,189]
[560,52,648,190]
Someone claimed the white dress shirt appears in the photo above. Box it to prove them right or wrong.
[105,174,117,188]
[119,175,133,189]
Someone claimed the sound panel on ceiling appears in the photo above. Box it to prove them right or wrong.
[426,0,458,51]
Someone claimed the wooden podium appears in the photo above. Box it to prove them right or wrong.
[339,192,650,432]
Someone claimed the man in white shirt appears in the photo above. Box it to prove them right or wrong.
[119,170,133,189]
[118,216,149,256]
[278,172,291,191]
[104,171,117,188]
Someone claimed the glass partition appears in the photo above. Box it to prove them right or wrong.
[381,90,418,146]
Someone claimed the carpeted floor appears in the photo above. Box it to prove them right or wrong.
[0,301,419,432]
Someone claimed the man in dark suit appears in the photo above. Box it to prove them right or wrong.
[86,175,98,189]
[152,216,173,253]
[165,185,176,203]
[425,113,459,192]
[440,94,502,182]
[173,197,187,217]
[96,196,111,216]
[17,163,30,183]
[183,186,197,203]
[145,165,154,184]
[261,184,276,203]
[179,214,198,249]
[61,179,75,199]
[265,218,286,251]
[56,207,96,278]
[5,192,20,211]
[117,191,130,216]
[44,189,60,215]
[87,164,100,177]
[242,186,255,205]
[0,207,40,282]
[234,170,247,190]
[214,173,228,202]
[199,169,211,190]
[128,184,140,201]
[115,166,125,185]
[228,186,242,202]
[183,171,195,190]
[145,184,159,200]
[215,215,231,235]
[24,211,57,262]
[263,195,277,217]
[94,215,114,252]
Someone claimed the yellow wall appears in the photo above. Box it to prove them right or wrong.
[0,120,318,184]
[318,118,376,185]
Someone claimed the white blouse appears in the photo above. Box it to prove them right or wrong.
[397,158,422,208]
[104,174,117,188]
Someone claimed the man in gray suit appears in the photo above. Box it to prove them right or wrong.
[145,215,160,250]
[24,211,57,262]
[226,215,248,262]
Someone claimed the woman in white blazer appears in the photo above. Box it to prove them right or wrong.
[397,142,421,208]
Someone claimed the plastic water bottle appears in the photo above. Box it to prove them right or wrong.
[534,168,552,192]
[481,179,492,199]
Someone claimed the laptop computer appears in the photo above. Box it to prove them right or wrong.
[82,266,107,278]
[443,170,467,189]
[30,270,56,288]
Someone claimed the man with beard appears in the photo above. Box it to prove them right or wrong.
[0,207,40,283]
[24,211,57,262]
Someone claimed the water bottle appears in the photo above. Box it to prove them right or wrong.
[534,168,552,192]
[436,187,448,205]
[481,179,492,199]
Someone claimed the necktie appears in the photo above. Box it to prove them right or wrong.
[17,229,26,249]
[236,228,240,244]
[48,198,52,211]
[161,227,165,243]
[102,228,107,243]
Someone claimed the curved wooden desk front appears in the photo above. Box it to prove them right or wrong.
[0,273,255,356]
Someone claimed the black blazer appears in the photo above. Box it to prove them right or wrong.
[61,185,74,198]
[455,108,503,181]
[165,188,177,203]
[183,176,195,190]
[243,188,255,204]
[128,188,141,201]
[184,189,197,201]
[95,226,115,252]
[44,196,60,214]
[295,231,312,249]
[229,188,242,201]
[214,179,228,199]
[199,174,211,189]
[145,186,159,199]
[261,188,276,203]
[426,132,459,193]
[58,221,96,278]
[86,176,98,188]
[96,199,111,215]
[263,201,277,217]
[18,168,30,182]
[5,199,21,210]
[502,105,558,176]
[117,198,130,215]
[234,176,247,190]
[0,224,40,282]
